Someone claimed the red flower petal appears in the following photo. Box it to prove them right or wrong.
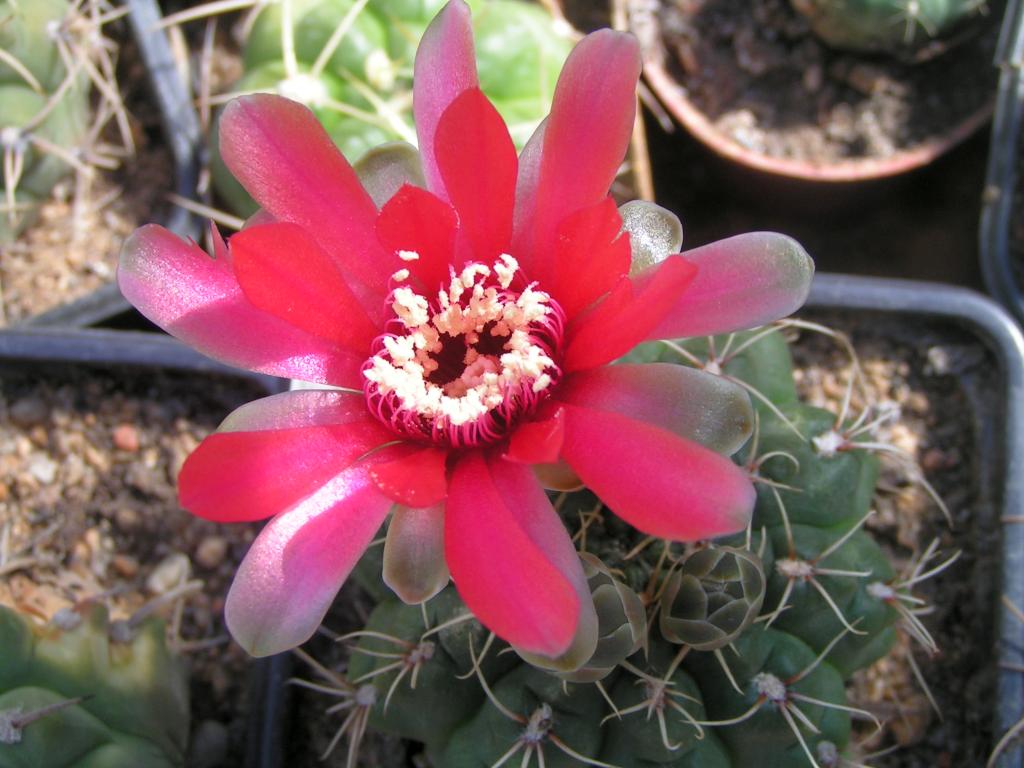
[369,446,449,508]
[434,88,517,263]
[376,184,458,293]
[560,404,755,541]
[515,30,641,269]
[555,364,753,455]
[218,94,390,302]
[445,452,588,656]
[118,225,366,387]
[225,463,392,656]
[512,117,546,254]
[504,407,565,465]
[179,391,393,523]
[529,197,630,319]
[646,233,815,339]
[413,0,478,199]
[231,222,380,352]
[563,255,697,373]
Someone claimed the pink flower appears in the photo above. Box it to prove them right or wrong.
[119,0,813,659]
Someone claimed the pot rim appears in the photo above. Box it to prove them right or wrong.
[979,0,1024,325]
[0,327,285,395]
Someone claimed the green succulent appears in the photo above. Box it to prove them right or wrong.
[0,603,189,768]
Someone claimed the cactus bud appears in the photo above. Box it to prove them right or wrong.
[619,200,684,275]
[556,553,646,683]
[660,546,766,650]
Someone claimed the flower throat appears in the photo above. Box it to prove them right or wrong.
[362,254,565,448]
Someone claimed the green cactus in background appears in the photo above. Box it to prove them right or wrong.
[292,310,950,768]
[789,0,987,55]
[0,0,91,241]
[0,602,189,768]
[205,0,573,216]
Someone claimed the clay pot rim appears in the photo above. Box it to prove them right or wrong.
[642,54,994,183]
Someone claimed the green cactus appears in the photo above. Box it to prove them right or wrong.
[789,0,987,55]
[0,602,189,768]
[286,318,948,767]
[0,0,91,241]
[207,0,573,216]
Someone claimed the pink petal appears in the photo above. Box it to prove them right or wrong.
[219,389,372,432]
[118,225,367,387]
[563,255,697,373]
[434,88,517,262]
[413,0,478,200]
[647,233,814,339]
[505,407,565,465]
[230,222,380,351]
[376,184,458,292]
[245,209,276,227]
[225,464,392,656]
[369,446,449,508]
[560,404,755,541]
[179,391,393,523]
[555,364,753,455]
[511,117,546,265]
[528,197,630,320]
[383,504,450,605]
[445,452,592,656]
[218,94,391,301]
[517,30,641,265]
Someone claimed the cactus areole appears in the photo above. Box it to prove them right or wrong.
[117,0,814,660]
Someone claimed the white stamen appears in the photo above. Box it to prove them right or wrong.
[495,253,518,289]
[392,287,430,328]
[391,268,410,282]
[398,249,420,262]
[365,255,558,428]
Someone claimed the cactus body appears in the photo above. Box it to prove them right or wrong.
[209,0,572,215]
[790,0,986,55]
[0,0,90,241]
[312,325,919,767]
[0,604,189,768]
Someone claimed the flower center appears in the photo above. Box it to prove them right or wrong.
[362,254,564,448]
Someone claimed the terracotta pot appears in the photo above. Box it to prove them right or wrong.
[635,7,996,183]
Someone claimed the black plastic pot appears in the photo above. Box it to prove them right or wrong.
[18,0,202,329]
[980,0,1024,326]
[808,274,1024,768]
[0,326,288,764]
[240,273,1024,767]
